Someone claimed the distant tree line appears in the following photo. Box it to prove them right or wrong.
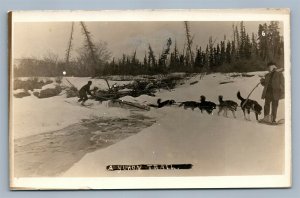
[14,21,284,77]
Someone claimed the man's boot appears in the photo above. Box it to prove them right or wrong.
[260,115,272,123]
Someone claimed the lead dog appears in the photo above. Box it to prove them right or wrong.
[157,98,176,108]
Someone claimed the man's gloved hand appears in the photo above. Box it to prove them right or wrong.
[260,78,266,86]
[260,78,265,83]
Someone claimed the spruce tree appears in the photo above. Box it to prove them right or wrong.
[226,41,232,63]
[220,41,226,65]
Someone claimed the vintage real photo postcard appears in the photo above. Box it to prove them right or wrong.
[9,9,291,189]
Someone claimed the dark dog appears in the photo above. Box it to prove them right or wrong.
[237,91,262,120]
[199,95,216,114]
[179,101,201,110]
[218,95,238,118]
[157,98,176,108]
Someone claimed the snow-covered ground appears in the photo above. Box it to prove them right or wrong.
[62,72,285,177]
[12,77,132,139]
[63,107,284,177]
[12,72,286,176]
[12,95,132,139]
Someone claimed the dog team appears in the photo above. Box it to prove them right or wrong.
[152,62,284,123]
[155,91,262,121]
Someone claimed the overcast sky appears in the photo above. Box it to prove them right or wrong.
[14,21,283,61]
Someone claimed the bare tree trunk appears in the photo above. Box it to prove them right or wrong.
[148,44,156,67]
[80,22,110,90]
[80,22,97,68]
[184,21,194,67]
[65,22,74,64]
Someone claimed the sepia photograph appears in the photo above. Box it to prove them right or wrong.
[9,9,291,189]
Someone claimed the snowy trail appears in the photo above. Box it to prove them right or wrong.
[63,107,285,177]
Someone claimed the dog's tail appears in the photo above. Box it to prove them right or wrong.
[237,91,244,101]
[200,95,206,102]
[157,98,161,105]
[218,95,223,103]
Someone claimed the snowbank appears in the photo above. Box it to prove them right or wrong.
[12,96,130,139]
[40,83,57,89]
[12,77,135,139]
[13,89,27,94]
[63,107,284,177]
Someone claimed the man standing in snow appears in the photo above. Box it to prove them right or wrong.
[78,81,94,105]
[260,62,284,123]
